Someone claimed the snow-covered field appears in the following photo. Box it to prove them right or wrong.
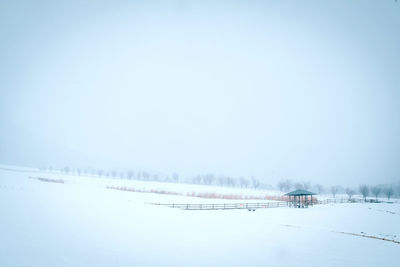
[0,166,398,267]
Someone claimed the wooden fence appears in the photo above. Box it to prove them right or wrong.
[317,198,383,204]
[147,197,394,211]
[147,201,288,210]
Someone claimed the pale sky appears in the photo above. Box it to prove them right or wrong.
[1,0,399,186]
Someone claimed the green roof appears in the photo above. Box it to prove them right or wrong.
[284,189,317,196]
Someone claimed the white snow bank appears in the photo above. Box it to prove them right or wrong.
[0,167,398,267]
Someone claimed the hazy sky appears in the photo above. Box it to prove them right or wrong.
[1,0,399,186]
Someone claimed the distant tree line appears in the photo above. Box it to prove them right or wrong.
[39,166,268,189]
[39,166,400,198]
[276,178,400,201]
[192,174,263,189]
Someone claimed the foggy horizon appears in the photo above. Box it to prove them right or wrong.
[1,0,399,187]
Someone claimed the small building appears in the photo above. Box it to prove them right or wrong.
[285,189,316,208]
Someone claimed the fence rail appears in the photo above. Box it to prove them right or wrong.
[147,197,395,211]
[147,201,289,210]
[316,198,384,204]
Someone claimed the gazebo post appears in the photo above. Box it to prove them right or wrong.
[300,195,303,208]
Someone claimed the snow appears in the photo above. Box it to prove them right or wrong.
[0,166,398,267]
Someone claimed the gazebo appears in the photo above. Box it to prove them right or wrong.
[285,189,316,208]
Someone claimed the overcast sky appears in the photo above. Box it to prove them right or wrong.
[1,0,399,186]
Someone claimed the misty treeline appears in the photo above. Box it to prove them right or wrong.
[40,166,267,189]
[192,174,263,189]
[40,166,400,199]
[277,179,400,200]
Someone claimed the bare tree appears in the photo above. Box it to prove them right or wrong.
[127,170,134,180]
[302,182,311,190]
[172,172,179,182]
[277,180,286,192]
[193,175,202,184]
[239,177,249,188]
[282,179,292,192]
[142,171,150,180]
[203,173,215,185]
[383,185,394,200]
[217,176,225,186]
[315,184,324,194]
[229,177,237,187]
[345,187,355,200]
[278,180,292,191]
[371,186,381,201]
[97,169,103,177]
[294,182,303,190]
[330,185,339,198]
[64,166,70,174]
[153,174,159,181]
[251,176,260,189]
[359,184,369,201]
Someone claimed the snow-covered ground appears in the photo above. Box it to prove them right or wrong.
[0,166,398,267]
